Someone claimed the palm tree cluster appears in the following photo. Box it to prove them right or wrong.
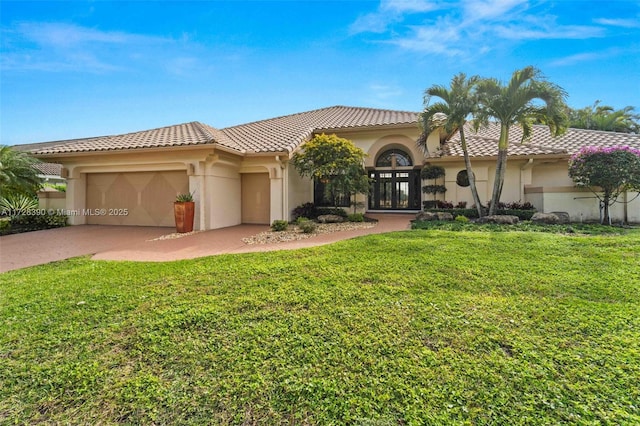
[417,66,569,216]
[566,101,639,134]
[0,145,42,198]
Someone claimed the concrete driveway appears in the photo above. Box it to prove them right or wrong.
[0,214,413,273]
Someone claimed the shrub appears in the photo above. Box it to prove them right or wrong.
[436,200,454,209]
[455,201,468,209]
[271,220,289,231]
[455,215,470,223]
[347,213,365,222]
[421,164,446,180]
[422,185,447,195]
[316,207,347,218]
[419,208,536,221]
[2,211,68,235]
[295,216,310,225]
[292,202,316,221]
[292,203,347,221]
[298,220,317,234]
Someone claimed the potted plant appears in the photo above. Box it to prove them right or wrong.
[174,192,195,233]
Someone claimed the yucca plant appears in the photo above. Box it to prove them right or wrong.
[0,194,39,216]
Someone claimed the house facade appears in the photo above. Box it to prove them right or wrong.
[27,106,640,228]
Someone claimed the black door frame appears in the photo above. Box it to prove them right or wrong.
[368,169,421,210]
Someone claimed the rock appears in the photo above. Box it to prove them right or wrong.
[478,215,520,225]
[551,211,571,224]
[415,211,454,221]
[416,211,437,221]
[531,212,571,224]
[531,212,559,224]
[436,212,454,221]
[317,214,345,223]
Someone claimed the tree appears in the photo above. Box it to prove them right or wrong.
[0,145,42,197]
[475,66,568,215]
[418,73,484,217]
[567,101,640,134]
[569,145,640,224]
[292,134,369,211]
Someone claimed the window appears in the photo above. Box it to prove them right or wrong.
[456,170,472,187]
[376,149,412,168]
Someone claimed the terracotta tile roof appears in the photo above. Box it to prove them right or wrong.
[24,106,639,160]
[27,106,418,156]
[34,162,63,176]
[434,122,640,158]
[30,122,242,155]
[221,106,419,153]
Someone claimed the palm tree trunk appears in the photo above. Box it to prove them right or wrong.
[489,124,510,215]
[460,128,483,218]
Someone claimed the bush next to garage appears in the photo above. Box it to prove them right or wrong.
[0,211,68,235]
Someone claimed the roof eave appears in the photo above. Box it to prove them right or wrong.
[32,142,244,160]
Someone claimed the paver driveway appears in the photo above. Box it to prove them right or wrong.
[0,214,412,273]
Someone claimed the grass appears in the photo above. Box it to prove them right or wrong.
[1,228,639,424]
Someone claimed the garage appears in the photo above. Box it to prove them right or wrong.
[241,173,270,224]
[86,171,189,226]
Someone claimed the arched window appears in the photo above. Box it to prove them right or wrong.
[376,149,412,167]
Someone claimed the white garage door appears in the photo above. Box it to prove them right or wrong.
[86,171,189,226]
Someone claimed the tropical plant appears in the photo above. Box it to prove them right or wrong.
[0,145,42,197]
[0,193,39,215]
[567,101,640,133]
[418,73,484,217]
[175,192,194,202]
[569,145,640,224]
[292,133,369,209]
[475,66,568,215]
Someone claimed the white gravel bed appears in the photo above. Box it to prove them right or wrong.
[243,222,376,245]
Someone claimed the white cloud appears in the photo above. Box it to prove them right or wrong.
[349,0,443,34]
[0,22,205,75]
[594,17,640,29]
[549,52,604,67]
[462,0,527,21]
[549,47,626,67]
[349,0,608,57]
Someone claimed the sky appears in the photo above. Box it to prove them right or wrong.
[2,0,639,146]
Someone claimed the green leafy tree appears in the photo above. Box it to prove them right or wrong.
[569,146,640,224]
[292,134,369,210]
[475,66,568,215]
[0,145,42,197]
[418,73,484,217]
[567,101,640,133]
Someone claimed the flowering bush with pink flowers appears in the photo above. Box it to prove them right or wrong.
[569,145,640,223]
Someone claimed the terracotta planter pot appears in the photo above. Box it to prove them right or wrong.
[174,201,195,233]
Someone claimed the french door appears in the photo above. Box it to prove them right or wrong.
[368,170,420,210]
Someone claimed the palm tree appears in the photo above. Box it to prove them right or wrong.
[417,73,484,218]
[0,145,42,197]
[568,101,640,133]
[475,66,568,215]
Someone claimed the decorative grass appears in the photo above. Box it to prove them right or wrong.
[1,229,639,424]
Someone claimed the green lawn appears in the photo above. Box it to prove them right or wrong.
[1,228,639,424]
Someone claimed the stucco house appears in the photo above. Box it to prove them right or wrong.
[25,105,640,228]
